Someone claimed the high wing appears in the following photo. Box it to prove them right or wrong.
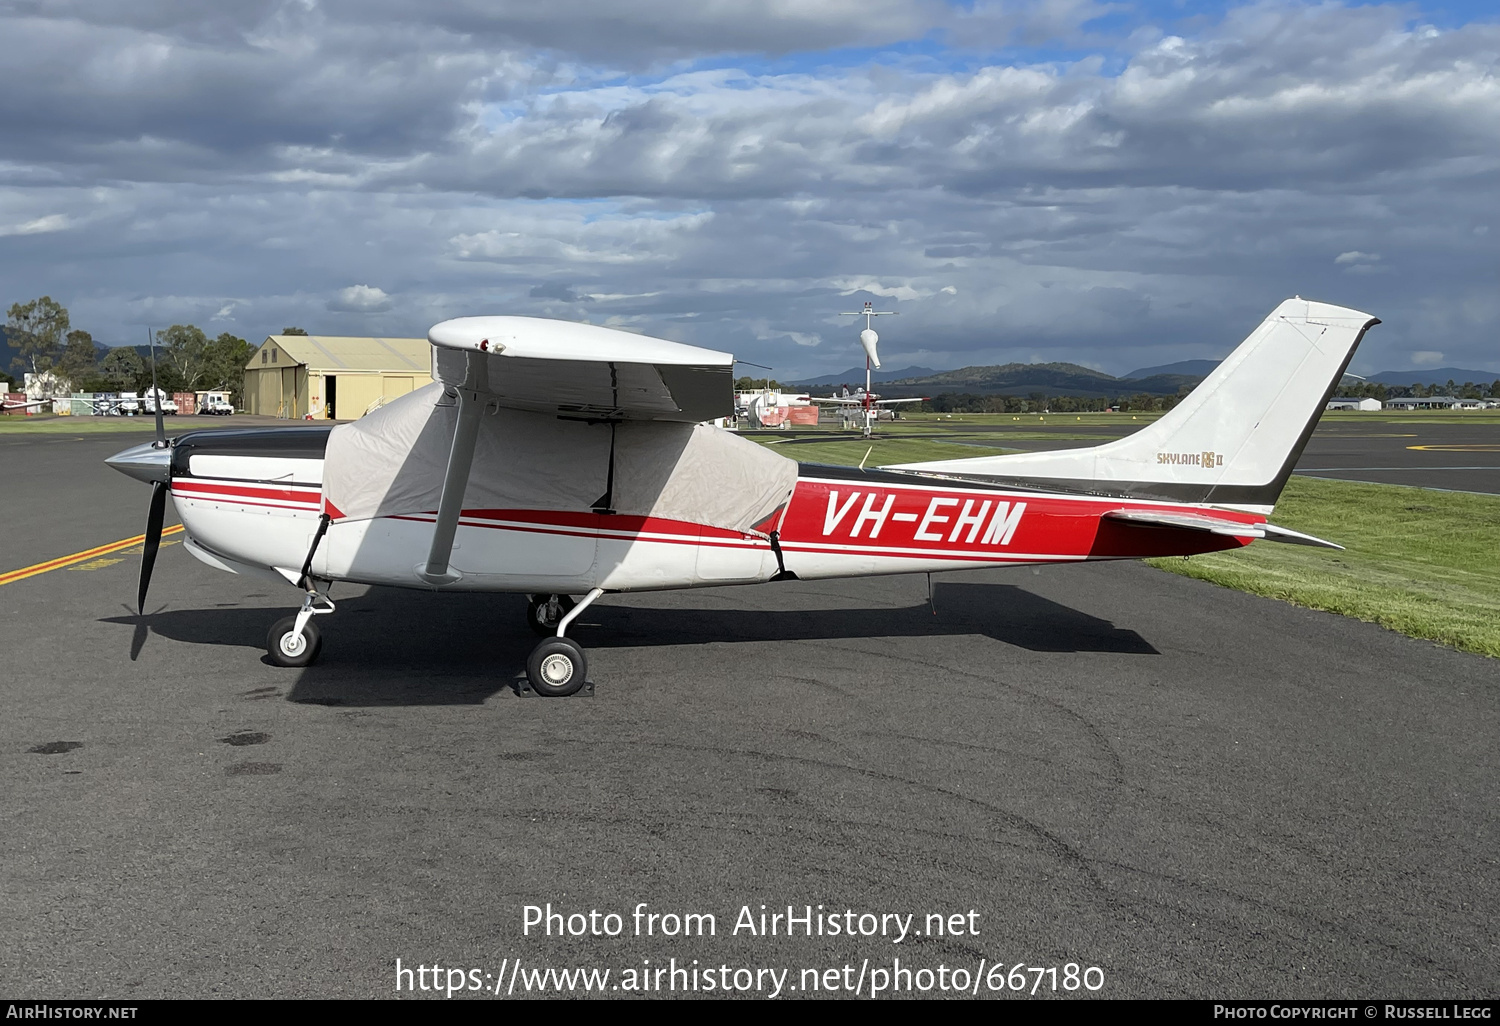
[417,315,736,584]
[428,316,733,423]
[803,394,928,406]
[1103,508,1342,549]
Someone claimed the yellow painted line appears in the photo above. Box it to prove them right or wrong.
[0,524,185,587]
[1407,444,1500,452]
[69,556,128,572]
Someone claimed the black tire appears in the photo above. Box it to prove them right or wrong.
[526,637,587,697]
[267,615,322,667]
[525,593,575,637]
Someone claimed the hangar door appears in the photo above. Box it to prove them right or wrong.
[256,369,280,417]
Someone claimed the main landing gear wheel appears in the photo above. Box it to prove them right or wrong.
[526,637,587,698]
[267,615,322,667]
[526,593,575,637]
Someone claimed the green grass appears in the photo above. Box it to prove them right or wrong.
[748,434,1015,467]
[1149,477,1500,658]
[0,414,169,433]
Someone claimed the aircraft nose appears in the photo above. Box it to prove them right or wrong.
[106,440,171,485]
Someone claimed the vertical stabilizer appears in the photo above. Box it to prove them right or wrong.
[885,298,1379,510]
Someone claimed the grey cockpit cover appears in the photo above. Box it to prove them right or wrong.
[324,382,799,535]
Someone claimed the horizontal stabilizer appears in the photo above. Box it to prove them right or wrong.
[1103,509,1342,549]
[1258,522,1344,549]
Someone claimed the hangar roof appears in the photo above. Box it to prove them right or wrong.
[249,336,429,374]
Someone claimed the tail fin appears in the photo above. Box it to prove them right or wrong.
[886,298,1379,511]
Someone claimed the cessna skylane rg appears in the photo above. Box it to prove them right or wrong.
[107,298,1376,697]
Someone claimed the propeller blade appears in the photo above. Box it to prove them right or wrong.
[137,481,167,615]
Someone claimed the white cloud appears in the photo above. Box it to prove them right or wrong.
[0,214,70,237]
[328,285,392,312]
[1411,351,1445,367]
[1335,251,1380,265]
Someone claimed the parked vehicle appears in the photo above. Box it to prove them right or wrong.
[142,387,178,415]
[197,391,235,416]
[118,392,141,416]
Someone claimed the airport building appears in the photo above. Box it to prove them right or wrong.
[243,335,433,420]
[1326,397,1383,411]
[1383,396,1461,410]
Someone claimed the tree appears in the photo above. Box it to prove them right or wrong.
[56,329,99,387]
[100,347,145,390]
[202,332,253,404]
[6,296,69,377]
[281,326,308,335]
[157,324,211,391]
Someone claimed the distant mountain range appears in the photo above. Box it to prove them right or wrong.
[784,365,939,389]
[1124,359,1223,379]
[785,358,1500,400]
[790,361,1206,398]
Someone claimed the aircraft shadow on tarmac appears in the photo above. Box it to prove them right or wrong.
[102,582,1156,706]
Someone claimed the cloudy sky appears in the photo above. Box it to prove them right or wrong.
[1,0,1496,378]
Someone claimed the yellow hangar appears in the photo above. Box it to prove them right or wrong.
[243,335,433,420]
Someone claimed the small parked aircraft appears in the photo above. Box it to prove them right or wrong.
[808,383,926,433]
[107,298,1376,696]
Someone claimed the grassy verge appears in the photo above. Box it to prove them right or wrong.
[1149,477,1500,658]
[0,414,174,434]
[747,434,1015,467]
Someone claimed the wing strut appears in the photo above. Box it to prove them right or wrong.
[419,352,489,585]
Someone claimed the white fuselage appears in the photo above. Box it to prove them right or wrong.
[172,448,1250,598]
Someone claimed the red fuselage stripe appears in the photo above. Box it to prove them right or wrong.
[177,476,1260,562]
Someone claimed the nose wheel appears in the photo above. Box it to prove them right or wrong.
[522,587,604,697]
[266,588,334,667]
[267,615,322,667]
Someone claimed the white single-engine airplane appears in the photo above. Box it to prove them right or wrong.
[107,298,1375,696]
